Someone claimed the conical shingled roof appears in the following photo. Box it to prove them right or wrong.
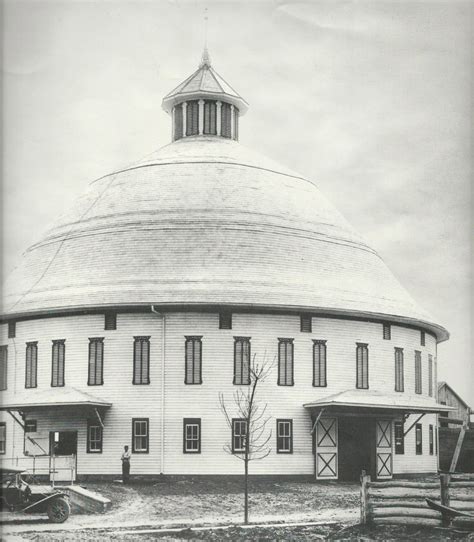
[1,136,448,341]
[162,50,249,114]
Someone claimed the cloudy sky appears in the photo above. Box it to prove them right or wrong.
[2,0,472,403]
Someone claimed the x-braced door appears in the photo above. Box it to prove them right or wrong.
[316,417,338,480]
[375,420,393,479]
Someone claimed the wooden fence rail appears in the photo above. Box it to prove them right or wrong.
[360,472,474,526]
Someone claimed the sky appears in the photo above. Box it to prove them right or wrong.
[2,0,472,404]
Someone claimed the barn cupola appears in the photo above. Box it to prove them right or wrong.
[162,48,249,142]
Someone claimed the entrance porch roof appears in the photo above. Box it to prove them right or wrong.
[0,387,112,411]
[303,390,454,415]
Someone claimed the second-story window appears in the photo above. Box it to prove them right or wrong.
[0,346,7,391]
[51,340,65,387]
[185,336,202,385]
[428,354,433,397]
[25,342,38,389]
[88,338,104,386]
[234,337,250,385]
[415,350,422,394]
[186,100,199,136]
[133,337,150,385]
[313,340,327,387]
[394,347,404,392]
[356,343,369,389]
[278,339,294,386]
[203,100,217,135]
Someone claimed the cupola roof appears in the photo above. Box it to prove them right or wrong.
[162,49,249,115]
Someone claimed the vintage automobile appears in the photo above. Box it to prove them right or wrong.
[0,465,70,523]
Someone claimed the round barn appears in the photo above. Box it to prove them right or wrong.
[0,51,451,482]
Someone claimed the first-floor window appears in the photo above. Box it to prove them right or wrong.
[429,424,434,455]
[415,423,423,455]
[313,340,327,387]
[132,418,149,453]
[133,337,150,385]
[87,421,103,453]
[356,343,369,389]
[183,418,201,453]
[232,418,247,453]
[278,338,294,386]
[0,423,5,454]
[0,345,7,390]
[276,419,293,454]
[394,421,404,454]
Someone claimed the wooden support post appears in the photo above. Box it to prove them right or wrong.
[360,470,371,524]
[449,419,467,473]
[440,473,451,527]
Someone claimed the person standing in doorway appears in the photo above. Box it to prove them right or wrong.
[121,445,131,484]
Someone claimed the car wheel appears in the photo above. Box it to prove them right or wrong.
[46,496,70,523]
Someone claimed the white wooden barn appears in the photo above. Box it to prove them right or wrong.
[0,51,452,482]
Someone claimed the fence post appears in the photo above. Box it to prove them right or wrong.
[440,473,451,527]
[360,470,372,524]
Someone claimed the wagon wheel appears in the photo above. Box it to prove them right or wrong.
[46,496,70,523]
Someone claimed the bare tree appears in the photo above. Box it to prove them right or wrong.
[219,353,274,524]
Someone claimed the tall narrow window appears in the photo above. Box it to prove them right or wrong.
[394,347,404,392]
[133,337,150,385]
[88,338,104,386]
[356,343,369,389]
[185,336,202,385]
[186,100,199,136]
[420,330,425,346]
[8,322,16,339]
[221,103,232,138]
[203,100,217,135]
[429,425,434,455]
[25,342,38,389]
[132,418,149,453]
[300,315,312,333]
[435,427,438,455]
[415,350,422,394]
[233,108,239,140]
[183,418,201,453]
[383,323,391,340]
[278,339,294,386]
[51,340,65,387]
[104,313,117,330]
[234,337,250,385]
[219,312,232,330]
[87,421,103,453]
[394,421,404,454]
[174,103,183,140]
[276,419,293,453]
[415,423,423,455]
[232,418,247,453]
[313,340,327,387]
[0,346,7,391]
[0,423,5,454]
[428,355,433,397]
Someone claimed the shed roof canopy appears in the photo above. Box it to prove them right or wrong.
[0,387,112,411]
[304,390,454,414]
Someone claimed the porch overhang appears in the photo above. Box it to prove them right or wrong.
[303,390,455,417]
[0,387,112,412]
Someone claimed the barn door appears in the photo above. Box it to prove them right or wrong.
[316,417,338,480]
[375,420,393,479]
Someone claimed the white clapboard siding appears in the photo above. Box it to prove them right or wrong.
[0,313,438,476]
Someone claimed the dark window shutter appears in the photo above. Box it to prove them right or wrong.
[221,103,231,138]
[8,322,16,339]
[0,346,7,391]
[104,313,117,330]
[174,103,183,140]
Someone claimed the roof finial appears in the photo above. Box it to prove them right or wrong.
[200,8,211,67]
